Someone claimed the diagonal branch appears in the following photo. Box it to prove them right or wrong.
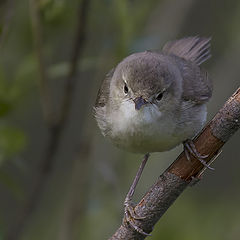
[109,87,240,240]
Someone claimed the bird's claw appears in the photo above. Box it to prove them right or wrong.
[124,200,151,236]
[124,200,145,220]
[183,139,214,170]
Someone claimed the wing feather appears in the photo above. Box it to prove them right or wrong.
[163,36,211,66]
[95,68,114,108]
[163,36,212,103]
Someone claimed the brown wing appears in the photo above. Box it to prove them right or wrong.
[95,68,114,108]
[162,36,211,66]
[178,60,212,103]
[163,36,212,103]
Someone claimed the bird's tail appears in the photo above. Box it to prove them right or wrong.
[162,36,211,65]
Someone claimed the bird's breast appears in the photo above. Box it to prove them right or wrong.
[108,101,183,153]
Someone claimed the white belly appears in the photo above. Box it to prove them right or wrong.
[107,101,205,153]
[94,98,207,154]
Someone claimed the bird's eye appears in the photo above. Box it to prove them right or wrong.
[156,92,163,101]
[124,83,129,94]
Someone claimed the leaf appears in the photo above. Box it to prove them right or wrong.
[0,125,27,165]
[0,170,24,201]
[40,0,66,22]
[48,57,96,79]
[9,54,37,101]
[0,66,14,116]
[0,99,13,117]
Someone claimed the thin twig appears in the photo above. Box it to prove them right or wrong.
[109,87,240,239]
[0,0,14,51]
[6,1,90,239]
[58,0,90,126]
[29,0,53,124]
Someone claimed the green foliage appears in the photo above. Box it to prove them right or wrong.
[0,99,12,117]
[0,124,27,165]
[113,0,160,59]
[0,56,31,166]
[0,65,28,166]
[0,169,24,200]
[11,54,37,100]
[39,0,66,23]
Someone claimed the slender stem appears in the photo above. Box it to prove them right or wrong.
[29,0,53,124]
[58,0,90,126]
[0,0,14,51]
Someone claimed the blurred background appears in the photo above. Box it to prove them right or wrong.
[0,0,239,239]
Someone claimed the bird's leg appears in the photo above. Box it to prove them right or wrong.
[183,139,214,170]
[124,153,151,236]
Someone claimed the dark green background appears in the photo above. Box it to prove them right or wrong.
[0,0,239,239]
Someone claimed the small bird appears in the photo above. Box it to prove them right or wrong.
[94,36,212,234]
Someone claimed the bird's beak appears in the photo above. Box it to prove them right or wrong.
[133,96,148,110]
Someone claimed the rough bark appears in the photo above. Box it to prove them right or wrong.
[109,87,240,240]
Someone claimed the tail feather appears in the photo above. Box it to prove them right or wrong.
[162,36,211,65]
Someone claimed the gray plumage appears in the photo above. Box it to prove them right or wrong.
[94,36,212,153]
[95,68,114,108]
[162,36,211,65]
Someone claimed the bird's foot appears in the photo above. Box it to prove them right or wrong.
[124,199,151,236]
[183,139,214,170]
[123,153,151,236]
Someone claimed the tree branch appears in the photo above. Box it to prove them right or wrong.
[58,0,90,127]
[109,87,240,240]
[0,0,14,51]
[29,0,53,124]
